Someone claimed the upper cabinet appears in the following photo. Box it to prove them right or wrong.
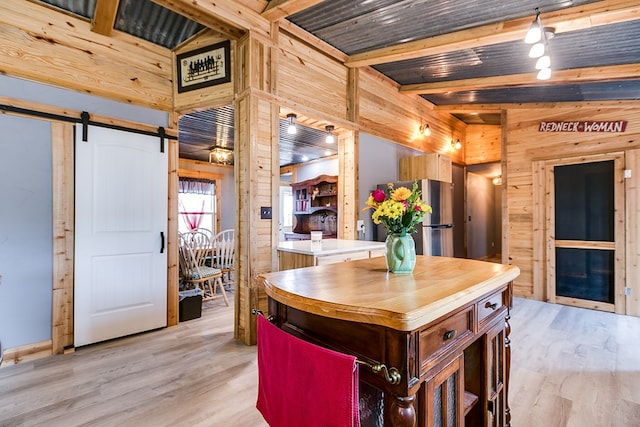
[290,175,338,238]
[400,153,452,183]
[292,174,338,214]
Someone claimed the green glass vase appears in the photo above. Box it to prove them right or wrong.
[385,232,416,274]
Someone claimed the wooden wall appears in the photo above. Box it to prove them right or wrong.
[466,125,501,165]
[0,0,172,111]
[505,106,640,316]
[276,31,349,122]
[173,32,235,112]
[358,68,467,165]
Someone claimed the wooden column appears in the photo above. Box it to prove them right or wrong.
[166,132,180,327]
[51,122,74,354]
[234,33,276,344]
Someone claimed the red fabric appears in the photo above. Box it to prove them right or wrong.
[256,315,360,427]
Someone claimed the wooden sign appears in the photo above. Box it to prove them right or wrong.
[539,121,627,133]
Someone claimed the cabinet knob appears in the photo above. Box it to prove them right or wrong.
[485,302,499,310]
[443,330,457,340]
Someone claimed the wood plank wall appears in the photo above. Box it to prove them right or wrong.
[276,32,349,122]
[0,0,172,111]
[358,68,467,165]
[466,125,501,165]
[506,106,640,316]
[173,33,235,112]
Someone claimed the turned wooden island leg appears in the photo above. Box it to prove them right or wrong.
[504,281,513,427]
[504,308,512,427]
[389,394,416,427]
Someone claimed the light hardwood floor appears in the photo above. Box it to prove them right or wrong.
[1,296,639,426]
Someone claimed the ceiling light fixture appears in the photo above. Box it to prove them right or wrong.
[286,113,297,135]
[537,67,552,80]
[524,8,554,81]
[208,145,233,165]
[325,125,335,144]
[524,9,542,44]
[419,123,431,136]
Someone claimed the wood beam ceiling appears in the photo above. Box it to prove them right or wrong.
[401,64,640,95]
[261,0,325,22]
[92,0,119,36]
[151,0,269,41]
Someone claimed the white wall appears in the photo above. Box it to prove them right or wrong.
[0,75,168,349]
[466,172,497,259]
[358,133,423,241]
[295,158,339,181]
[0,115,52,348]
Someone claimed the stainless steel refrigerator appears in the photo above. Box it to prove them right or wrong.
[375,179,454,256]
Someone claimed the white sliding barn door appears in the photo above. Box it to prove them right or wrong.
[75,125,167,347]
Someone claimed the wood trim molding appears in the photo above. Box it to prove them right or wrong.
[0,340,52,367]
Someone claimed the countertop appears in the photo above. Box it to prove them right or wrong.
[276,238,385,256]
[258,256,520,331]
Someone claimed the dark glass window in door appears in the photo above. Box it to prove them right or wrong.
[554,161,614,303]
[554,161,614,241]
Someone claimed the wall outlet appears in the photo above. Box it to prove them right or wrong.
[260,207,272,219]
[356,220,364,231]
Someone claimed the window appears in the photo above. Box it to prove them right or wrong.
[178,178,216,235]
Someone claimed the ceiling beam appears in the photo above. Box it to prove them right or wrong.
[151,0,270,41]
[262,0,325,22]
[345,0,640,68]
[436,100,640,111]
[91,0,120,36]
[400,64,640,95]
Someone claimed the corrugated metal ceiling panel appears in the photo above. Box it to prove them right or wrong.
[115,0,204,49]
[422,80,640,105]
[178,107,337,166]
[374,20,640,85]
[288,0,600,54]
[38,0,96,18]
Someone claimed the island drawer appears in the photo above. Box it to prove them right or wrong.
[418,305,473,375]
[477,289,505,329]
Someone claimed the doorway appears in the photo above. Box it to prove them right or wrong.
[542,153,626,313]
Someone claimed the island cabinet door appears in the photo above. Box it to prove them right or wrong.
[484,322,506,427]
[420,354,465,427]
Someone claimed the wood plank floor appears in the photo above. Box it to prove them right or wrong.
[1,296,639,426]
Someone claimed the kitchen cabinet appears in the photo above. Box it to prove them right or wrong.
[290,174,338,238]
[400,153,452,183]
[277,239,385,270]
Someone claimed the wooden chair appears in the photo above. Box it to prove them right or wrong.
[212,229,235,289]
[179,231,228,306]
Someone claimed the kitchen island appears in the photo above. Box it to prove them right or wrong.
[258,255,520,427]
[277,238,385,270]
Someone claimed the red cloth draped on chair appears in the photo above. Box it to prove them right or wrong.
[256,315,360,427]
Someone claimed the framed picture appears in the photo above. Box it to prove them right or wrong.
[176,40,231,93]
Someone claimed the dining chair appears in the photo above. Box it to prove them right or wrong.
[194,227,214,243]
[179,231,228,306]
[212,229,235,289]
